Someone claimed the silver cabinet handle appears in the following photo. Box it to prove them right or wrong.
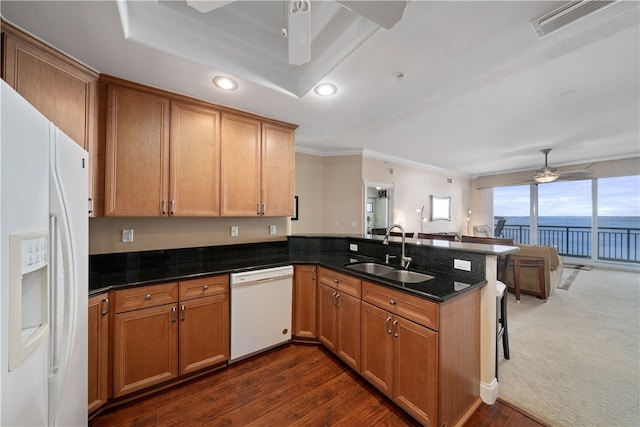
[161,200,167,215]
[88,198,94,215]
[389,299,396,306]
[170,200,175,215]
[171,306,177,323]
[256,204,260,216]
[180,305,185,321]
[335,293,340,308]
[393,320,399,337]
[331,291,337,307]
[145,294,151,301]
[334,279,339,284]
[386,316,392,334]
[261,203,265,215]
[312,267,316,281]
[203,284,209,291]
[101,297,110,316]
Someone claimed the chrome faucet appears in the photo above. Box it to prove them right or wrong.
[382,224,412,269]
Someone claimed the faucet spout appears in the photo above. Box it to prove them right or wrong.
[382,224,412,269]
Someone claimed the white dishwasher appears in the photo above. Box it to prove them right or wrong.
[230,265,293,363]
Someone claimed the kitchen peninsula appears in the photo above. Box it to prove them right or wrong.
[89,234,517,427]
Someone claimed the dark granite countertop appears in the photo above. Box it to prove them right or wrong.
[90,248,486,303]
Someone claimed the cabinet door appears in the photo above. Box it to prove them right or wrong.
[170,101,220,216]
[112,304,178,397]
[220,113,261,216]
[336,292,361,372]
[2,30,97,150]
[293,265,317,339]
[2,26,100,216]
[361,302,393,396]
[88,294,109,413]
[179,294,229,375]
[261,122,295,216]
[105,84,170,216]
[316,282,337,351]
[393,316,438,427]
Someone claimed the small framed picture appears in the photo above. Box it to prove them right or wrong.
[366,202,373,213]
[292,196,299,220]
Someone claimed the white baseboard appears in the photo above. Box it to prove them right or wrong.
[480,378,499,404]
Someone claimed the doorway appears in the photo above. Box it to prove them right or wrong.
[364,182,394,234]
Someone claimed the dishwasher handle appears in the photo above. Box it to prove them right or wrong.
[231,274,293,288]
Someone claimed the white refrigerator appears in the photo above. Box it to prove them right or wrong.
[1,80,88,425]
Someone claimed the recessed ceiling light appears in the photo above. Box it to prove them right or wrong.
[314,83,337,96]
[212,76,238,91]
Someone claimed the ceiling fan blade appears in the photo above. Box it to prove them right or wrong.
[558,169,593,180]
[335,0,407,29]
[186,1,235,14]
[288,0,311,65]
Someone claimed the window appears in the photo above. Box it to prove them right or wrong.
[538,180,592,256]
[493,175,640,264]
[597,176,640,262]
[493,185,530,242]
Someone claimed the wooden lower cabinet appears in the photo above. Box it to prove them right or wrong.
[88,293,110,413]
[361,301,438,426]
[111,276,229,399]
[179,293,229,375]
[292,264,317,340]
[112,302,179,398]
[316,270,361,372]
[361,280,481,427]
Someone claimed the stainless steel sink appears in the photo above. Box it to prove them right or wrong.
[379,270,434,283]
[346,262,434,284]
[346,262,397,275]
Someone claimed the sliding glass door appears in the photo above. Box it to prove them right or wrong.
[493,175,640,264]
[538,180,592,258]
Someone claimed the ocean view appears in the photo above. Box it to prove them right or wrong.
[497,216,640,229]
[495,216,640,262]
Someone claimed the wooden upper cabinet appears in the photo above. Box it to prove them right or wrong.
[261,122,295,216]
[104,84,170,216]
[170,101,221,216]
[220,113,262,216]
[2,26,97,149]
[2,22,101,215]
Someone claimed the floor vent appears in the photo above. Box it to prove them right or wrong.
[531,0,618,38]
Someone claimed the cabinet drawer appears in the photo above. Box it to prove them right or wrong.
[362,281,438,331]
[179,275,229,301]
[113,282,179,313]
[317,267,361,298]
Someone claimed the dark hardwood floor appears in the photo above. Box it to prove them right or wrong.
[90,343,548,427]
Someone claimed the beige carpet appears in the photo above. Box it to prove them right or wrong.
[497,267,640,427]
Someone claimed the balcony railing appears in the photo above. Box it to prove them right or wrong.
[500,224,640,263]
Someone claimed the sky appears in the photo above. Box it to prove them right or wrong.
[494,175,640,217]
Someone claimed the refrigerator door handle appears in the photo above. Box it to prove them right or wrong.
[48,138,80,424]
[49,216,59,375]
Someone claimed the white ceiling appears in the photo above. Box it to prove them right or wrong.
[2,0,639,178]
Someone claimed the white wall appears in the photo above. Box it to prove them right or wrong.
[362,157,471,235]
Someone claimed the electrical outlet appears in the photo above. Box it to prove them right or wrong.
[122,229,134,243]
[349,243,358,252]
[231,226,239,237]
[454,259,471,271]
[269,225,277,235]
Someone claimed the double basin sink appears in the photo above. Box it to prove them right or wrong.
[345,262,434,284]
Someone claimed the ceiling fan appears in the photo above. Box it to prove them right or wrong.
[533,148,592,183]
[186,0,407,65]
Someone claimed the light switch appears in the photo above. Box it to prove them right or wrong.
[231,226,239,237]
[269,225,277,235]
